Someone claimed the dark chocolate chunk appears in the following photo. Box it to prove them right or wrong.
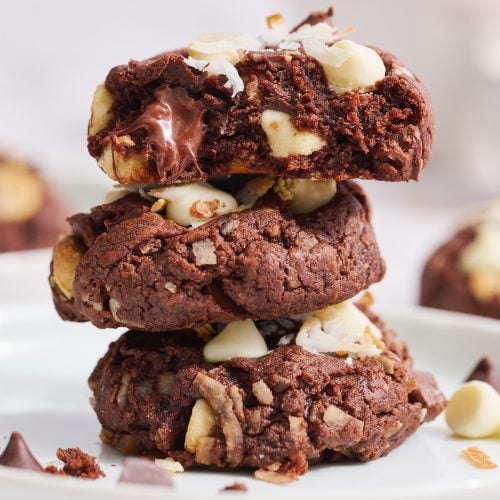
[408,371,447,421]
[0,432,43,471]
[119,457,174,486]
[465,357,500,393]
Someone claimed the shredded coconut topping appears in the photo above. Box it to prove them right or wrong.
[186,57,244,97]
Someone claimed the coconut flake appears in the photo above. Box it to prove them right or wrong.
[186,57,244,96]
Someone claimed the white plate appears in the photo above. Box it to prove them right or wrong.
[1,274,500,499]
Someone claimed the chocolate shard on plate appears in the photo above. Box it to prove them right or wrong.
[408,370,447,421]
[465,357,500,393]
[119,457,174,487]
[0,432,43,471]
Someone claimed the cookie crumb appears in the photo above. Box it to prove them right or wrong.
[223,481,247,492]
[462,446,498,469]
[45,447,105,479]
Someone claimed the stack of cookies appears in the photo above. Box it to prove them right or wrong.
[49,9,445,481]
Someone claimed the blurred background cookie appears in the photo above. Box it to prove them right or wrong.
[0,155,67,252]
[420,201,500,319]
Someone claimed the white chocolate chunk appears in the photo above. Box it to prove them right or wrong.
[459,223,500,302]
[302,39,386,94]
[203,319,268,363]
[188,33,261,65]
[184,399,216,454]
[148,182,238,227]
[446,381,500,438]
[89,84,114,135]
[261,110,325,158]
[274,178,337,214]
[295,301,383,358]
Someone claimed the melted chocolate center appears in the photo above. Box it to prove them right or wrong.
[116,87,205,182]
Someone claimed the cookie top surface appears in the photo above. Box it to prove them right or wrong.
[50,179,384,331]
[87,10,433,186]
[89,307,445,476]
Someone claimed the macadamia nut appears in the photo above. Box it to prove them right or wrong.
[148,182,238,227]
[184,399,216,454]
[446,381,500,438]
[302,39,386,94]
[261,110,326,158]
[89,84,114,135]
[274,178,337,214]
[295,301,383,357]
[52,235,86,299]
[203,319,268,363]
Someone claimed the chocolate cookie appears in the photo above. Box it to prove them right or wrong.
[421,223,500,319]
[50,180,385,331]
[0,156,66,252]
[88,309,445,477]
[88,10,433,186]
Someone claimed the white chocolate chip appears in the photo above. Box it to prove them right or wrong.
[323,405,364,433]
[445,381,500,438]
[252,380,274,405]
[164,281,177,293]
[89,84,114,135]
[184,399,216,454]
[459,223,500,302]
[148,182,238,227]
[274,178,337,214]
[295,301,383,358]
[104,188,130,204]
[192,239,217,266]
[188,34,261,65]
[203,319,268,363]
[261,110,326,158]
[302,39,386,94]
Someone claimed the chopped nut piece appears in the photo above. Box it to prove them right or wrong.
[378,355,397,374]
[261,110,326,158]
[288,416,308,442]
[184,399,216,454]
[195,437,216,466]
[116,373,131,409]
[229,386,245,423]
[254,469,298,484]
[192,239,217,266]
[149,182,239,227]
[193,324,216,342]
[151,199,167,213]
[323,405,364,437]
[252,380,274,405]
[98,144,149,184]
[357,291,375,308]
[155,457,184,474]
[52,235,86,300]
[266,13,287,30]
[116,434,141,455]
[164,281,177,293]
[462,446,498,469]
[194,373,244,466]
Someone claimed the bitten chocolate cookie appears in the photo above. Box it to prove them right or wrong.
[50,179,385,331]
[88,304,445,479]
[421,213,500,319]
[0,155,66,252]
[88,9,433,186]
